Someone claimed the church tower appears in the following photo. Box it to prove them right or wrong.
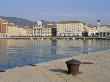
[97,20,101,28]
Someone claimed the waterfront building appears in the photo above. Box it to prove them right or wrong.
[0,18,28,37]
[33,25,56,37]
[96,20,110,37]
[0,18,8,37]
[33,21,57,37]
[5,23,26,37]
[86,24,97,36]
[83,20,110,37]
[24,26,33,36]
[56,21,85,37]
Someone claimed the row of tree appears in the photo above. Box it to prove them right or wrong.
[82,31,110,37]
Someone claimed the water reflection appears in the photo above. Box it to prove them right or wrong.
[0,40,8,64]
[51,39,57,54]
[0,39,110,69]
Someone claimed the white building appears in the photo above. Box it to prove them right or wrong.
[33,20,57,37]
[56,21,85,36]
[86,24,97,36]
[96,20,110,37]
[33,25,56,37]
[33,26,51,36]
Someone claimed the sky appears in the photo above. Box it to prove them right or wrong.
[0,0,110,24]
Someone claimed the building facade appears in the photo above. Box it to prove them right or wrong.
[96,20,110,37]
[56,21,85,37]
[0,19,8,37]
[33,26,56,37]
[88,27,97,36]
[5,23,26,37]
[86,24,97,36]
[1,18,110,38]
[33,20,57,37]
[24,27,33,36]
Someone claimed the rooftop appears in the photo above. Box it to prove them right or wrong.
[87,24,96,28]
[57,21,82,24]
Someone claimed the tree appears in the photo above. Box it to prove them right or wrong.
[107,32,110,37]
[91,33,95,37]
[95,33,99,37]
[103,32,106,37]
[99,32,103,37]
[82,31,88,37]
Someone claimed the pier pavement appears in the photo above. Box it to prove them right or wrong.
[0,50,110,82]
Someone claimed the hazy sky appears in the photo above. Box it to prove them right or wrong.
[0,0,110,24]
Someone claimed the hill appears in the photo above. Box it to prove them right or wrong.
[0,16,36,28]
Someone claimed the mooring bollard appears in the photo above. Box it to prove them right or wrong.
[0,69,5,72]
[66,59,80,75]
[28,64,37,66]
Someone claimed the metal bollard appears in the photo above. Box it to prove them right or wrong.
[66,59,80,75]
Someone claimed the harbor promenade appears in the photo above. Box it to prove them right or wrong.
[0,36,110,40]
[0,49,110,82]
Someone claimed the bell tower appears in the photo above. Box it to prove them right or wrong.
[97,20,101,28]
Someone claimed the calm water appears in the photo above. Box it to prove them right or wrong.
[0,39,110,69]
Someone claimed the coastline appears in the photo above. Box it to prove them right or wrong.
[0,49,110,82]
[0,36,110,40]
[37,48,110,65]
